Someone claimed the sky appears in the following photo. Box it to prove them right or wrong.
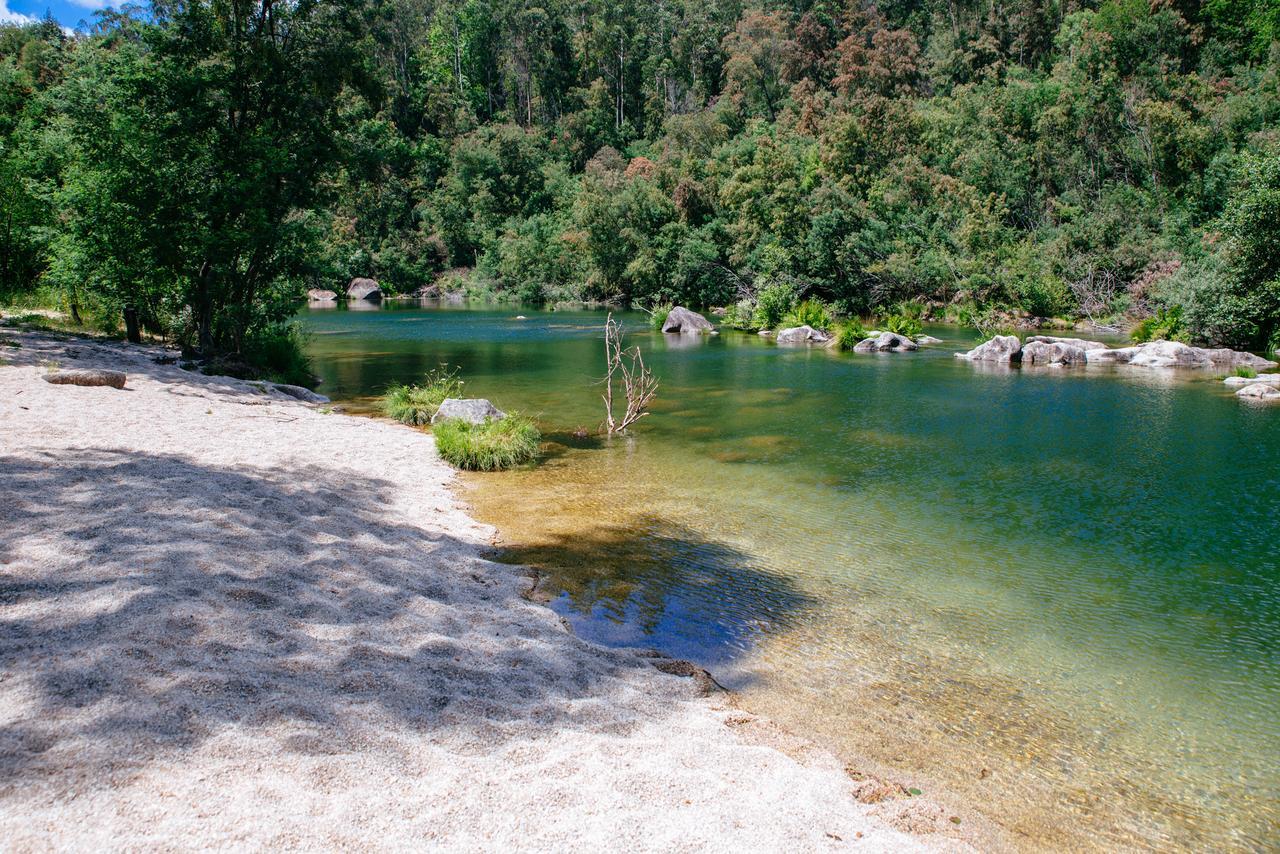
[2,0,109,30]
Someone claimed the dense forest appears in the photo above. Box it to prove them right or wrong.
[2,0,1279,365]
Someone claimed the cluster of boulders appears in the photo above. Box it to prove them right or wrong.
[853,331,918,352]
[958,335,1277,372]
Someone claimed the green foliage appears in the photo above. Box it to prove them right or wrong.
[783,298,833,330]
[751,281,798,330]
[243,324,315,388]
[649,302,673,331]
[882,314,924,339]
[1233,365,1258,379]
[382,367,463,426]
[1131,306,1186,343]
[433,414,541,471]
[831,318,869,350]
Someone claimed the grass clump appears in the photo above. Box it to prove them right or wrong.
[648,302,673,331]
[882,313,923,339]
[433,414,541,471]
[832,318,869,350]
[1233,365,1258,379]
[383,366,463,425]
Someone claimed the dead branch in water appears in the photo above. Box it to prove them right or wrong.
[602,314,658,435]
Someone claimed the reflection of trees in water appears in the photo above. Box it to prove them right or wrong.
[496,516,813,667]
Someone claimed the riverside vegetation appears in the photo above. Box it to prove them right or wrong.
[3,0,1280,382]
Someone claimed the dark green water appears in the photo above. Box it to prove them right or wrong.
[300,301,1280,851]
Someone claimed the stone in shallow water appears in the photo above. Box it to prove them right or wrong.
[853,332,917,353]
[1236,383,1280,400]
[775,325,831,344]
[1020,340,1088,366]
[1224,375,1280,386]
[431,398,506,425]
[1025,335,1110,351]
[955,335,1021,363]
[347,277,382,301]
[661,306,714,334]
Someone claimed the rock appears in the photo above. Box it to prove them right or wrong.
[347,278,382,301]
[42,369,126,389]
[271,383,329,404]
[662,306,714,334]
[1235,383,1280,400]
[431,398,506,425]
[1224,374,1280,386]
[711,306,728,317]
[1128,340,1212,368]
[916,335,943,345]
[413,283,441,298]
[775,325,832,344]
[758,330,774,336]
[1020,340,1088,366]
[1197,348,1276,370]
[515,315,527,320]
[1084,347,1136,364]
[955,335,1022,363]
[307,289,338,301]
[1024,335,1110,351]
[853,332,918,353]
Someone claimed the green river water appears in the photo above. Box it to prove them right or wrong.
[299,301,1280,851]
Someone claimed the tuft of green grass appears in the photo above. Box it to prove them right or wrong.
[831,318,869,350]
[433,414,541,471]
[649,302,673,331]
[382,367,463,426]
[1233,365,1258,379]
[782,298,833,331]
[882,313,923,339]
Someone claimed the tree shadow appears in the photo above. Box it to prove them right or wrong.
[0,448,708,785]
[491,517,814,675]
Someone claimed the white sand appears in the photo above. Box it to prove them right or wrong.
[0,329,967,851]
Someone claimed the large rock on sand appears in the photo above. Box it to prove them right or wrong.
[955,335,1021,363]
[662,306,714,334]
[431,398,505,425]
[347,278,382,301]
[853,332,918,352]
[775,325,831,344]
[271,383,330,404]
[1020,340,1088,366]
[1025,335,1109,351]
[43,369,126,389]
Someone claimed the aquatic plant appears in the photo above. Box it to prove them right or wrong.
[382,367,463,425]
[883,313,923,339]
[648,302,673,331]
[433,414,541,470]
[1233,365,1258,379]
[831,319,869,350]
[783,298,833,331]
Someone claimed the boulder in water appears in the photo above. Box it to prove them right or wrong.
[431,398,506,425]
[1020,340,1088,366]
[1236,383,1280,400]
[916,335,943,345]
[955,335,1022,363]
[775,325,831,344]
[1024,335,1110,351]
[662,306,714,334]
[347,278,382,301]
[1224,374,1280,386]
[853,332,918,352]
[307,289,338,302]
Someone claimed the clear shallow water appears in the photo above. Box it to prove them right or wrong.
[300,301,1280,851]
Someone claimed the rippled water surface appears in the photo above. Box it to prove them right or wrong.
[300,301,1280,851]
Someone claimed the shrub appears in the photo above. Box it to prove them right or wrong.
[832,318,869,350]
[883,313,923,339]
[243,323,315,387]
[1131,306,1186,343]
[751,281,798,330]
[783,298,833,330]
[649,302,673,331]
[721,299,756,330]
[433,415,541,471]
[383,367,463,425]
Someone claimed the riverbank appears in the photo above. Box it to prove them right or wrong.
[0,329,981,851]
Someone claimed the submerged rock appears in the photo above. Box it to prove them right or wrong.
[42,369,126,389]
[853,332,918,352]
[1024,335,1110,351]
[916,335,943,345]
[431,398,506,425]
[1236,383,1280,400]
[1224,374,1280,386]
[1020,340,1088,366]
[955,335,1022,363]
[662,306,714,334]
[307,289,338,302]
[347,278,382,301]
[1120,340,1277,370]
[775,325,832,344]
[271,383,329,404]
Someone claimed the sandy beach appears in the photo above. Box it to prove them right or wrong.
[0,328,977,851]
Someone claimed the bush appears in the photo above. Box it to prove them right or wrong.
[383,367,463,425]
[721,299,756,330]
[783,298,833,330]
[1131,306,1186,343]
[832,318,869,350]
[751,281,798,330]
[883,313,923,339]
[433,415,541,471]
[243,323,315,387]
[649,302,673,331]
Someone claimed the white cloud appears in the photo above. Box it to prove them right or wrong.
[66,0,110,8]
[0,0,40,25]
